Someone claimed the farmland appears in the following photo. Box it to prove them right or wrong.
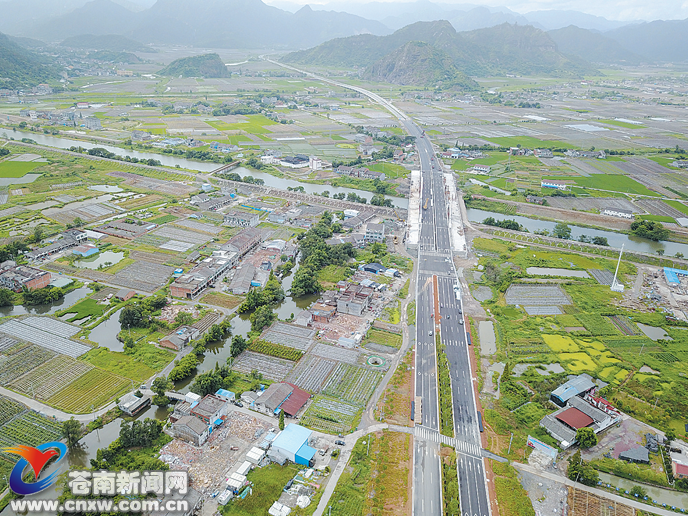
[474,237,688,445]
[9,355,93,400]
[82,347,156,381]
[247,339,304,361]
[47,368,130,413]
[0,161,41,178]
[364,328,403,349]
[323,363,383,405]
[300,395,362,434]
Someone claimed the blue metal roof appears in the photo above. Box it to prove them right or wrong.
[664,267,688,286]
[551,375,596,403]
[216,389,235,398]
[272,424,312,456]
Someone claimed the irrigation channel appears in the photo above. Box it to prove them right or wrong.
[4,130,409,208]
[466,208,688,257]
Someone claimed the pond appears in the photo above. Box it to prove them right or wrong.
[88,307,124,352]
[526,267,590,278]
[74,251,124,270]
[636,323,673,341]
[0,287,90,317]
[466,208,688,257]
[597,472,688,511]
[5,129,408,208]
[89,184,123,193]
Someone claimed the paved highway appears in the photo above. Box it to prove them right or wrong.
[407,120,490,516]
[263,56,489,516]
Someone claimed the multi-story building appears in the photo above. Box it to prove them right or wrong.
[223,211,259,228]
[0,264,51,291]
[365,223,386,243]
[170,253,237,299]
[337,284,374,316]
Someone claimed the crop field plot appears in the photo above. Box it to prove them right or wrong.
[231,351,294,381]
[542,334,579,352]
[0,335,19,353]
[9,355,93,400]
[174,219,223,234]
[0,411,62,462]
[575,313,619,336]
[0,396,25,426]
[199,292,242,309]
[113,261,175,292]
[505,284,571,307]
[0,344,56,384]
[152,226,212,245]
[311,343,360,364]
[300,395,362,434]
[558,352,598,372]
[47,369,130,413]
[323,363,383,405]
[285,355,336,393]
[0,319,89,358]
[636,199,685,219]
[261,322,315,351]
[589,269,614,286]
[606,315,640,335]
[0,161,41,178]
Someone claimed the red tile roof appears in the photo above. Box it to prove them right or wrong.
[556,407,594,429]
[675,462,688,477]
[281,383,310,416]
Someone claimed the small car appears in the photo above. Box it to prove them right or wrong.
[335,440,346,446]
[428,330,433,337]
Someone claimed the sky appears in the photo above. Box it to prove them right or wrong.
[263,0,688,22]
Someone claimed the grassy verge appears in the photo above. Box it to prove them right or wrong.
[398,279,410,299]
[376,351,413,425]
[492,462,535,516]
[436,334,454,437]
[407,301,416,325]
[326,432,411,516]
[441,446,460,516]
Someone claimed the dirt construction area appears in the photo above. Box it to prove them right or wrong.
[578,415,659,462]
[159,411,273,495]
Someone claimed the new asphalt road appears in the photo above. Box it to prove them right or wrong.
[408,122,491,516]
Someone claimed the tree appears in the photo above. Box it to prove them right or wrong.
[666,428,677,443]
[290,265,323,297]
[0,288,14,307]
[676,252,684,259]
[592,236,609,246]
[175,311,194,326]
[63,418,82,449]
[151,376,172,396]
[575,427,598,448]
[279,409,285,430]
[250,305,276,332]
[630,485,647,498]
[119,304,144,328]
[630,220,669,242]
[152,394,170,407]
[657,249,665,256]
[567,450,599,486]
[231,335,248,358]
[553,223,571,240]
[168,354,198,382]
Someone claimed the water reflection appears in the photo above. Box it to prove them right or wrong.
[0,287,90,317]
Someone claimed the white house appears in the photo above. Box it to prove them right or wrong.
[602,208,633,219]
[472,165,491,174]
[541,180,569,191]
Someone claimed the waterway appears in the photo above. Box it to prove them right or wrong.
[88,307,124,352]
[466,208,688,257]
[173,259,317,392]
[0,287,90,317]
[598,472,688,511]
[5,129,408,208]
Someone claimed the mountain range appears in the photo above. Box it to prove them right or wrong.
[284,21,598,84]
[0,32,59,89]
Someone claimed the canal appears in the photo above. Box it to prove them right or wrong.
[466,208,688,257]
